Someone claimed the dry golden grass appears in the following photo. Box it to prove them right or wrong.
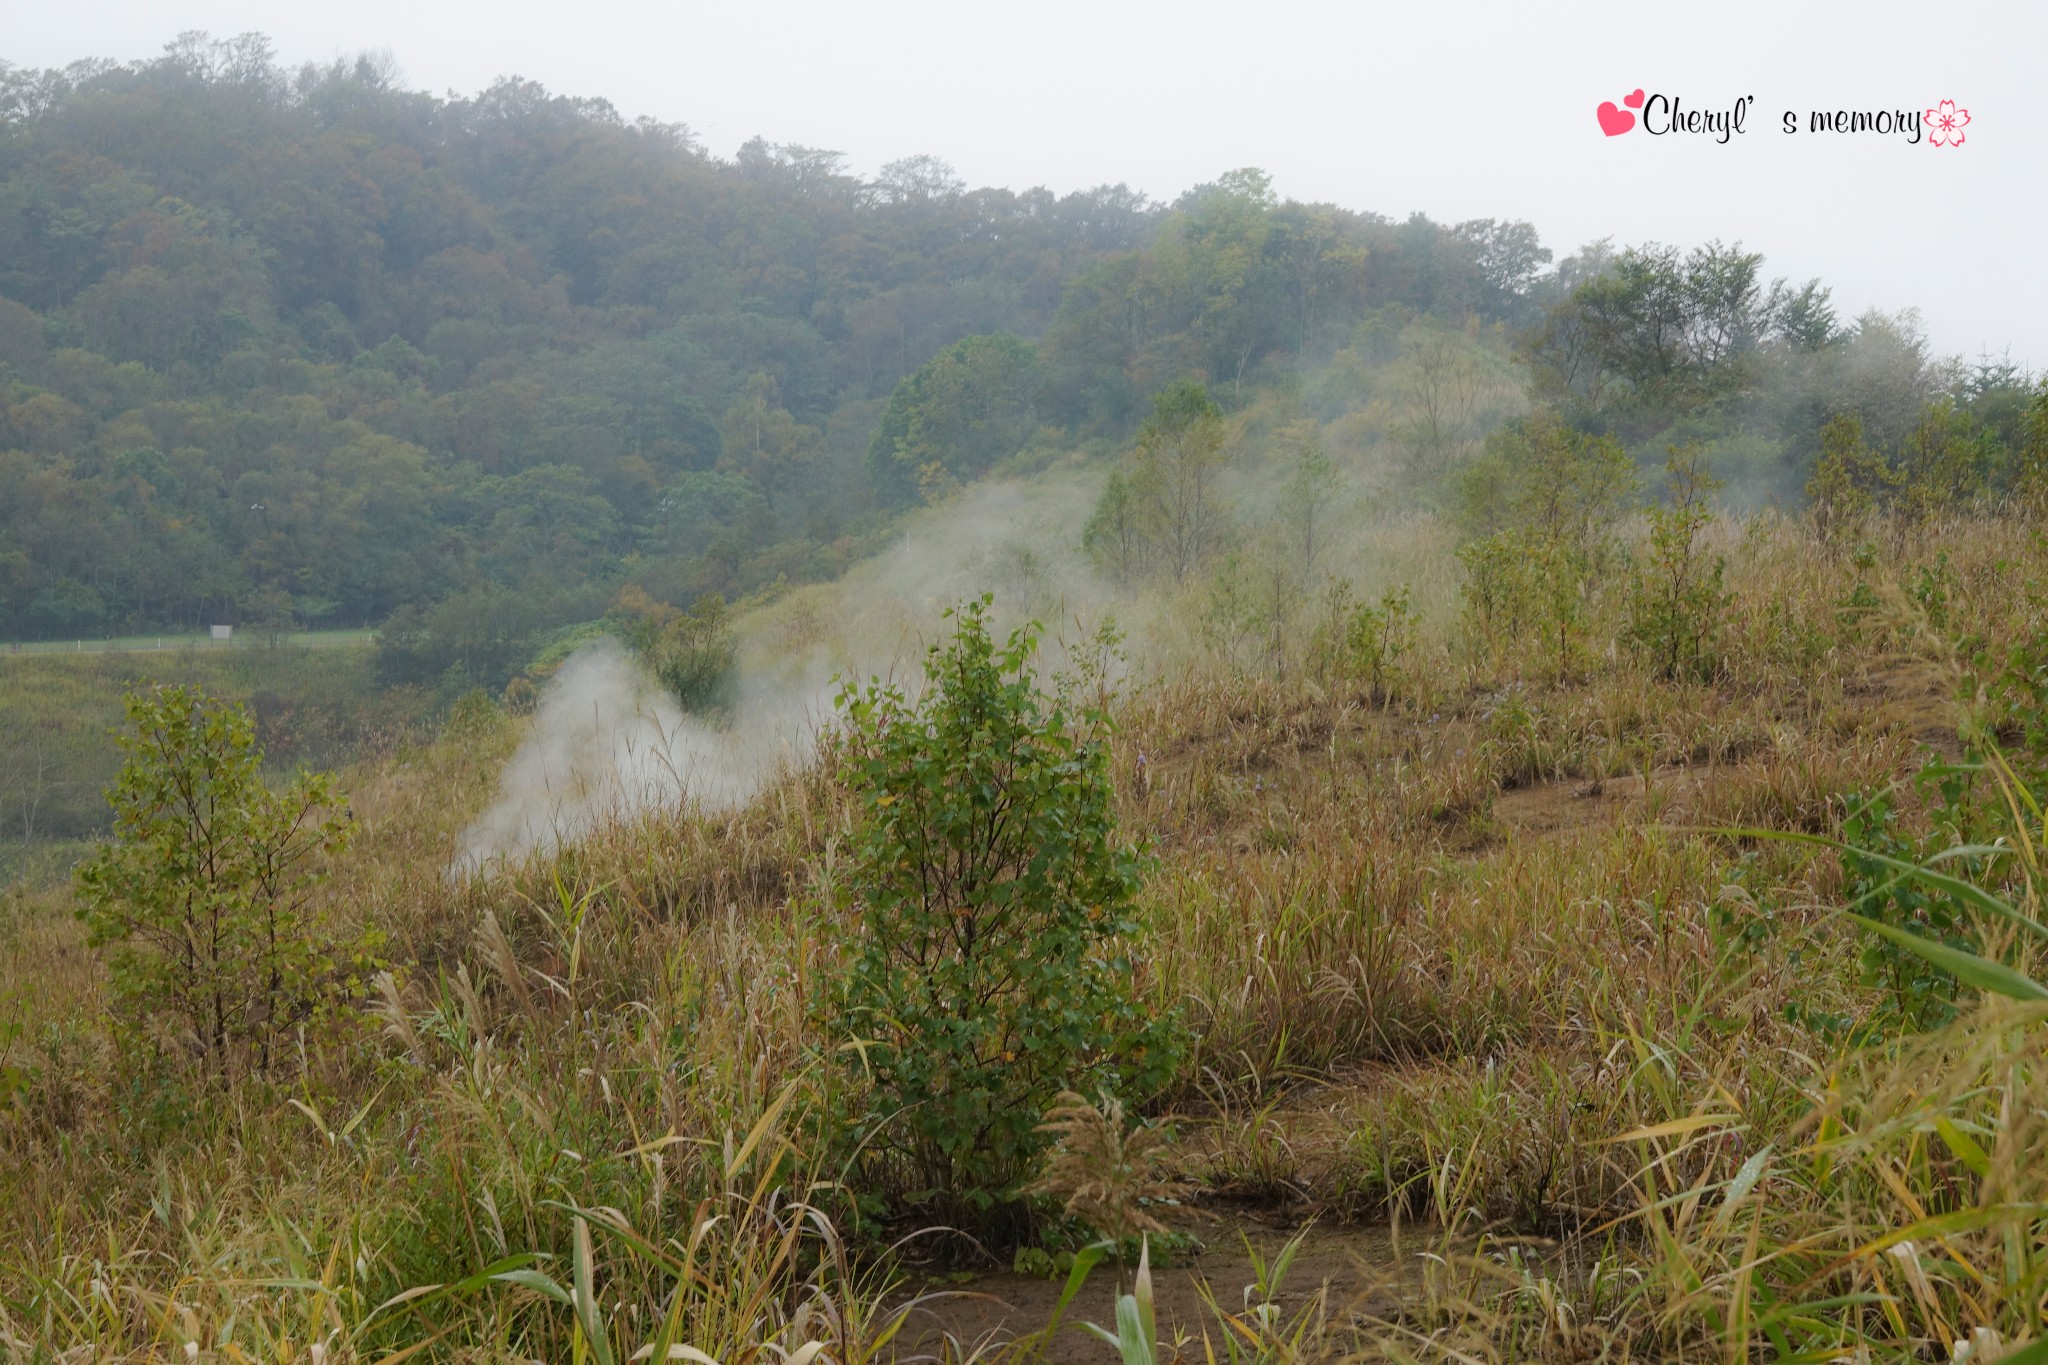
[3,507,2046,1360]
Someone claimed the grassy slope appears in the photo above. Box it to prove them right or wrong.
[1,506,2045,1360]
[2,630,378,655]
[0,644,426,876]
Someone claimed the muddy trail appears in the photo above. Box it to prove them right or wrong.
[895,1215,1412,1361]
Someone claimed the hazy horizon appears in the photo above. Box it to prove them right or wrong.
[6,0,2043,369]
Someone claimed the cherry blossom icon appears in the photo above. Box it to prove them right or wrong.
[1926,99,1970,147]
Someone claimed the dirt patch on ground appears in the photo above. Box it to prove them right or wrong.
[1843,662,1961,749]
[1493,763,1728,835]
[895,1216,1407,1361]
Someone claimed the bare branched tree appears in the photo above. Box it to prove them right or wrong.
[1396,332,1487,471]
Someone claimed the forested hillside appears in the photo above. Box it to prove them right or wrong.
[0,35,1537,660]
[7,36,2042,686]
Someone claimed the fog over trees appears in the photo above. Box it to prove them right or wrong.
[1,35,2032,680]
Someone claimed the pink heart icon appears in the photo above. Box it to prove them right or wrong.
[1597,101,1636,137]
[1623,88,1645,110]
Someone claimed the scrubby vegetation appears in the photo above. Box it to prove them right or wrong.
[7,491,2048,1360]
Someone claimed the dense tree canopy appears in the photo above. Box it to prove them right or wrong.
[867,333,1042,506]
[8,33,2027,666]
[1513,239,2041,502]
[0,36,1552,649]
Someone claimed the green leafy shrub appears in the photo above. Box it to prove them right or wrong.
[502,675,539,716]
[443,686,504,738]
[1911,551,1958,632]
[1198,550,1298,679]
[1836,766,1989,1033]
[1625,442,1729,682]
[1837,790,1960,1030]
[1308,580,1417,706]
[826,597,1179,1241]
[1455,411,1634,673]
[610,587,737,710]
[1979,590,2048,760]
[1454,530,1540,651]
[1833,540,1885,642]
[1083,382,1233,586]
[1804,412,1896,548]
[74,685,376,1083]
[1460,529,1604,675]
[868,332,1042,507]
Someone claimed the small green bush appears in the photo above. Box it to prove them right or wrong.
[1454,411,1634,673]
[826,597,1179,1241]
[611,587,737,710]
[1835,765,1988,1034]
[74,685,376,1083]
[1309,581,1417,706]
[1624,442,1729,683]
[1804,412,1895,548]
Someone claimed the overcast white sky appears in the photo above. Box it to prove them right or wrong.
[5,0,2042,367]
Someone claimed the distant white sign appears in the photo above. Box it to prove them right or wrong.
[211,625,232,642]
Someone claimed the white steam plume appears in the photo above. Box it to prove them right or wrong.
[451,639,822,877]
[453,472,1112,876]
